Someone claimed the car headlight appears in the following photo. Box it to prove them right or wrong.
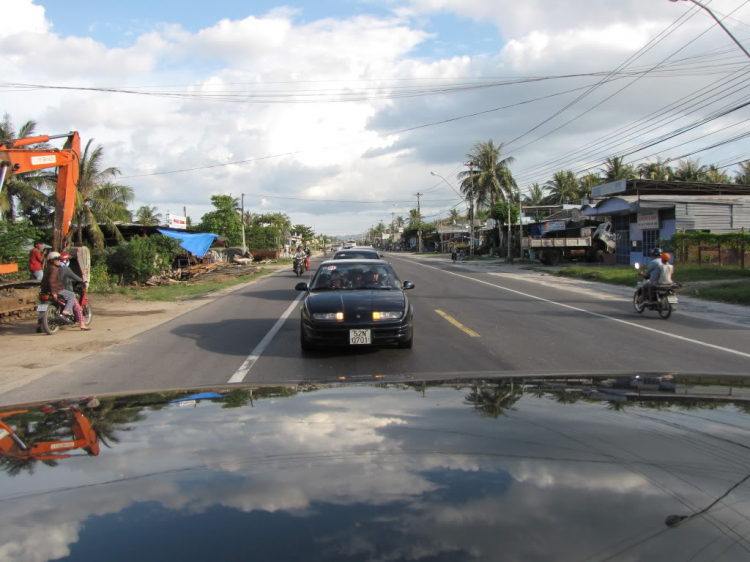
[313,312,344,321]
[373,311,403,321]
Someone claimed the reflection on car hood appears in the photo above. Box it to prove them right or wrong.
[306,289,406,314]
[1,375,749,561]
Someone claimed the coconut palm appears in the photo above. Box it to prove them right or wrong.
[673,158,707,182]
[0,114,54,221]
[637,157,673,181]
[523,183,548,205]
[72,139,135,249]
[577,172,602,199]
[395,215,405,229]
[408,208,421,227]
[601,156,636,181]
[734,161,750,184]
[448,209,462,224]
[135,205,162,226]
[545,170,579,204]
[474,208,491,225]
[704,164,732,184]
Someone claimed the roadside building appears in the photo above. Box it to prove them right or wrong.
[581,179,750,265]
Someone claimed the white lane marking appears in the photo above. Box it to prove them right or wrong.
[228,292,305,383]
[391,256,750,360]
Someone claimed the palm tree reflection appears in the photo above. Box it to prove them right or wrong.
[465,381,523,419]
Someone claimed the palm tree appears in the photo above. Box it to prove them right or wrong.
[242,210,253,226]
[72,139,135,249]
[448,209,462,224]
[601,156,636,181]
[186,216,193,228]
[734,161,750,185]
[395,215,405,229]
[577,172,602,199]
[135,205,162,226]
[523,183,547,205]
[475,208,491,225]
[704,164,731,184]
[637,157,673,181]
[0,114,54,221]
[673,158,707,182]
[408,208,421,227]
[458,140,516,254]
[545,170,579,204]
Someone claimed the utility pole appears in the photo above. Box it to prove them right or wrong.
[518,197,523,261]
[669,0,750,59]
[391,212,395,251]
[415,192,423,253]
[240,193,247,255]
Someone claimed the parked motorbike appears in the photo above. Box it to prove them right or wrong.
[37,284,92,335]
[633,263,680,320]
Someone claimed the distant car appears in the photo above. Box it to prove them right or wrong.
[332,249,380,260]
[296,259,415,351]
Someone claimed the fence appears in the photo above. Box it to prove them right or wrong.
[672,231,749,268]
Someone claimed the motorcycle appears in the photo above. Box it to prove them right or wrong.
[37,283,92,335]
[293,256,306,277]
[633,263,680,320]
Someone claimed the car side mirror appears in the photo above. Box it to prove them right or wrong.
[295,282,308,291]
[402,281,415,290]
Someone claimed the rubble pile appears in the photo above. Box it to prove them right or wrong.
[143,262,262,286]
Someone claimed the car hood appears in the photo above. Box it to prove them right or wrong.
[1,375,749,561]
[306,289,406,316]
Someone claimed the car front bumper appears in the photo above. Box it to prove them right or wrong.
[302,319,412,346]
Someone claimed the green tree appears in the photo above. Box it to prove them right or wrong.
[448,209,462,224]
[674,158,707,182]
[601,156,636,181]
[704,164,731,184]
[734,161,750,185]
[408,208,421,227]
[522,183,547,205]
[73,139,135,250]
[136,205,162,226]
[545,170,579,204]
[637,157,673,181]
[185,216,193,228]
[0,114,54,222]
[0,219,42,263]
[577,172,602,199]
[198,195,243,245]
[292,224,314,242]
[490,201,520,225]
[395,215,405,229]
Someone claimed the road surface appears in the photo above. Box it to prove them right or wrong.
[2,253,749,404]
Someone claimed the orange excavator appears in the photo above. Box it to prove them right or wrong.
[0,130,81,265]
[0,407,100,461]
[0,132,81,322]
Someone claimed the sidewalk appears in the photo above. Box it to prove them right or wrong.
[401,253,750,329]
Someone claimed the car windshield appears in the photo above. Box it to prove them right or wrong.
[310,263,401,290]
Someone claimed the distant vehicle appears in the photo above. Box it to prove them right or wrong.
[332,249,380,260]
[523,221,615,265]
[295,259,415,351]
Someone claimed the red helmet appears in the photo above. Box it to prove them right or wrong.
[60,253,70,261]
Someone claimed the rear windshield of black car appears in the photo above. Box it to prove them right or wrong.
[311,263,401,290]
[333,251,379,259]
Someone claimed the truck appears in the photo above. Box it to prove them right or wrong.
[523,221,616,266]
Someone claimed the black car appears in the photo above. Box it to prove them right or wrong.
[296,259,414,350]
[331,249,381,260]
[2,375,748,562]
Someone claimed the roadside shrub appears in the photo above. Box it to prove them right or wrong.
[105,235,182,284]
[88,261,113,292]
[0,220,43,263]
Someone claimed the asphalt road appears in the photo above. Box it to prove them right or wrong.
[2,253,749,405]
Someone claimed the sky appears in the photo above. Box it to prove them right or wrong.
[3,0,750,236]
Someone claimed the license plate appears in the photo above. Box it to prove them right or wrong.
[666,296,678,304]
[36,304,48,312]
[349,329,372,345]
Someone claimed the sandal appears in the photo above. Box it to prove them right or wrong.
[80,327,92,331]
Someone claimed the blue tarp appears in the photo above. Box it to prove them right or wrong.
[157,229,218,259]
[170,392,224,403]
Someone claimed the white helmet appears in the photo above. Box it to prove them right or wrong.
[47,251,62,260]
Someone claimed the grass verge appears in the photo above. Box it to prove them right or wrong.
[553,264,750,287]
[684,283,750,307]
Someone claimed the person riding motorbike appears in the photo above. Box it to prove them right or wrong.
[641,247,664,303]
[59,253,91,331]
[657,253,675,286]
[293,246,307,273]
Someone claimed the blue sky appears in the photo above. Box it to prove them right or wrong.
[36,0,501,60]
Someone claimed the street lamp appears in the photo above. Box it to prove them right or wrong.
[669,0,750,59]
[430,171,474,256]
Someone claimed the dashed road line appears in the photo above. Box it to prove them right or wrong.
[435,309,480,337]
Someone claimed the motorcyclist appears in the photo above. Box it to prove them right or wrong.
[657,253,675,286]
[293,246,307,273]
[642,247,664,303]
[59,253,90,331]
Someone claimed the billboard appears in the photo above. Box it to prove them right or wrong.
[166,214,187,230]
[637,211,660,229]
[591,179,627,198]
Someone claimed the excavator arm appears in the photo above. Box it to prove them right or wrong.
[0,131,81,252]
